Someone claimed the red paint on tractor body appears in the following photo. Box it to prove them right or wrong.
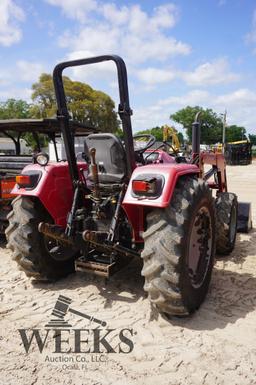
[144,149,176,164]
[11,162,88,227]
[122,163,199,242]
[123,163,199,208]
[0,177,16,200]
[11,154,199,242]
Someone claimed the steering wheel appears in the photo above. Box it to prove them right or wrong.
[133,134,156,154]
[163,141,179,156]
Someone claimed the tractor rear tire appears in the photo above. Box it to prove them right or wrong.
[5,196,75,280]
[216,192,238,255]
[142,176,216,316]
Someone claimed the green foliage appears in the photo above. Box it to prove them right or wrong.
[171,106,247,145]
[0,98,49,153]
[0,99,33,154]
[0,72,120,151]
[31,74,119,132]
[226,125,247,142]
[114,127,124,139]
[22,132,49,151]
[177,131,184,145]
[249,134,256,146]
[136,126,164,141]
[171,106,224,144]
[0,98,31,119]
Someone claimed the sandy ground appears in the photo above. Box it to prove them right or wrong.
[0,162,256,385]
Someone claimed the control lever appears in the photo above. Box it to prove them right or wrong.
[89,147,100,201]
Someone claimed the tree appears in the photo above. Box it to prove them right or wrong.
[171,106,223,144]
[170,106,248,145]
[248,134,256,145]
[136,126,163,141]
[30,74,119,132]
[0,99,32,154]
[0,98,31,119]
[0,98,50,153]
[225,125,247,142]
[177,131,184,145]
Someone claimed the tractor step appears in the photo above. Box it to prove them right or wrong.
[75,259,117,277]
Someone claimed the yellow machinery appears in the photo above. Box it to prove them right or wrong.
[227,140,250,145]
[163,125,180,153]
[213,140,250,153]
[213,143,223,153]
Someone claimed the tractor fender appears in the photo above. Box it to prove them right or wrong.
[122,163,199,242]
[123,163,199,208]
[11,162,88,227]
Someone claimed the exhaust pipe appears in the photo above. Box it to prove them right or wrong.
[192,111,202,158]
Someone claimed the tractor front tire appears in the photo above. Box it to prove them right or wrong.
[5,196,75,280]
[142,176,216,317]
[216,192,238,255]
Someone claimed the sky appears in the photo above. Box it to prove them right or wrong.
[0,0,256,134]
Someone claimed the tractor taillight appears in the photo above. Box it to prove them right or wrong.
[15,172,42,189]
[16,175,31,187]
[132,180,151,193]
[0,178,16,199]
[132,177,159,196]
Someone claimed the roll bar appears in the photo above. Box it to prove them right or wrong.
[53,55,136,185]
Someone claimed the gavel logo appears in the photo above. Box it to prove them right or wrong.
[45,295,107,328]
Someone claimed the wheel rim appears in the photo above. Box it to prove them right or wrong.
[188,206,213,289]
[229,204,237,244]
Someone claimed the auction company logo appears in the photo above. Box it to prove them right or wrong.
[18,295,135,369]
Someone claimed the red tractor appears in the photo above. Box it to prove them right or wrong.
[0,118,94,235]
[6,55,238,316]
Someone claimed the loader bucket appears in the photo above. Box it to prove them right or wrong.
[237,202,252,233]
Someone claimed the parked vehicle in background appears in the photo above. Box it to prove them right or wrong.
[0,118,94,234]
[225,140,252,165]
[212,140,252,165]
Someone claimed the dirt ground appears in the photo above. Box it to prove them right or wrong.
[0,162,256,385]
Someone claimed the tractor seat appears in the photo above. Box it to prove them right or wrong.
[84,133,127,184]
